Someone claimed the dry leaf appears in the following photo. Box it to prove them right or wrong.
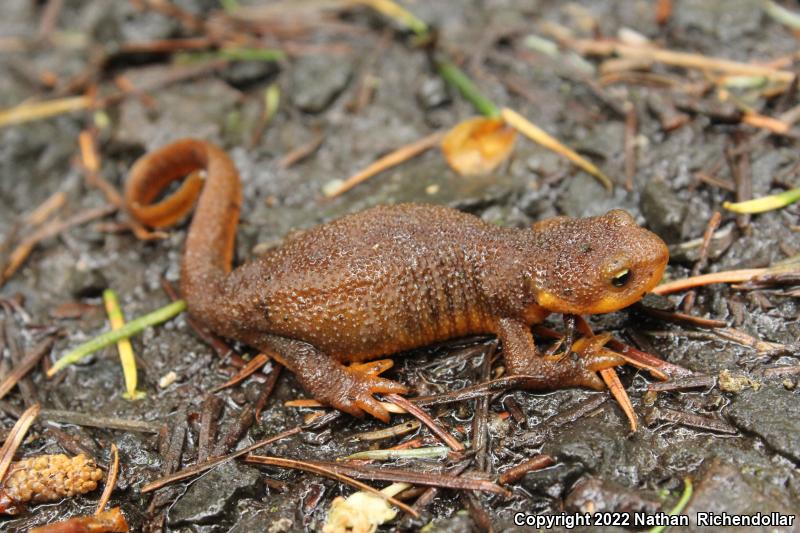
[441,117,517,175]
[323,482,410,533]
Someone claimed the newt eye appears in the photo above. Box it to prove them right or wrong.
[611,268,632,288]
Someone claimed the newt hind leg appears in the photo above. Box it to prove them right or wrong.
[496,318,623,390]
[255,334,408,422]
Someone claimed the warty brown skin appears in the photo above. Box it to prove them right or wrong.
[124,139,669,422]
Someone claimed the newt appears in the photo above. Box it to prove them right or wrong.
[124,139,669,422]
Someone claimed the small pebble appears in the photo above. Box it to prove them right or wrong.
[159,371,178,388]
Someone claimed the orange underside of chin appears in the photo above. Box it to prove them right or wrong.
[536,289,647,316]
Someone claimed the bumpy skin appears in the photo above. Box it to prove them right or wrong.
[125,139,669,422]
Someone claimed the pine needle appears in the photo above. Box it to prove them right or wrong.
[763,0,800,30]
[0,404,41,483]
[103,290,145,400]
[323,131,443,198]
[437,61,500,117]
[211,353,270,392]
[0,96,92,128]
[353,0,429,36]
[501,107,614,191]
[95,443,119,515]
[723,187,800,213]
[342,446,450,461]
[652,269,768,295]
[48,300,187,377]
[600,368,637,432]
[284,398,407,414]
[648,477,693,533]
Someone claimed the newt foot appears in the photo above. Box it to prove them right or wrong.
[510,333,624,391]
[566,333,625,389]
[321,366,409,423]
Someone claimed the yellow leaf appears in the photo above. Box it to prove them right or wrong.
[441,117,517,176]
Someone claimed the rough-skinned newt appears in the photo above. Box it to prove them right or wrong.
[124,139,669,422]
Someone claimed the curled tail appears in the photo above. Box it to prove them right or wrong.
[124,139,242,329]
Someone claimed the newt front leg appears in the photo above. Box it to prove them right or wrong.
[495,318,623,390]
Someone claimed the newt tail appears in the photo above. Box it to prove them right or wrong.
[124,139,241,331]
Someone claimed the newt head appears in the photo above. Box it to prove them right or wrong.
[530,209,669,315]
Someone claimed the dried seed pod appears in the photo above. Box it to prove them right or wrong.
[2,454,104,505]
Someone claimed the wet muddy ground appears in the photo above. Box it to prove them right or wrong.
[1,0,799,531]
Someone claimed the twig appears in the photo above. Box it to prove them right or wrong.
[211,353,269,392]
[0,96,92,128]
[98,59,231,107]
[213,405,254,456]
[342,446,449,461]
[37,0,64,40]
[652,269,768,295]
[39,409,163,433]
[251,457,511,496]
[0,404,40,482]
[245,454,418,517]
[763,0,800,30]
[95,443,119,514]
[1,205,117,287]
[118,37,214,55]
[279,129,325,168]
[160,410,187,476]
[655,0,672,25]
[600,368,637,432]
[197,395,223,463]
[79,129,165,241]
[140,426,301,493]
[386,394,465,452]
[713,327,784,353]
[0,337,55,400]
[647,374,716,392]
[497,455,555,485]
[726,142,752,230]
[250,83,281,149]
[471,341,495,471]
[623,102,638,191]
[741,112,790,135]
[354,0,429,36]
[25,191,67,226]
[254,365,281,419]
[636,305,727,329]
[681,211,722,313]
[573,40,795,83]
[411,375,588,406]
[351,421,420,442]
[406,461,471,521]
[323,131,443,198]
[645,407,736,434]
[461,492,493,533]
